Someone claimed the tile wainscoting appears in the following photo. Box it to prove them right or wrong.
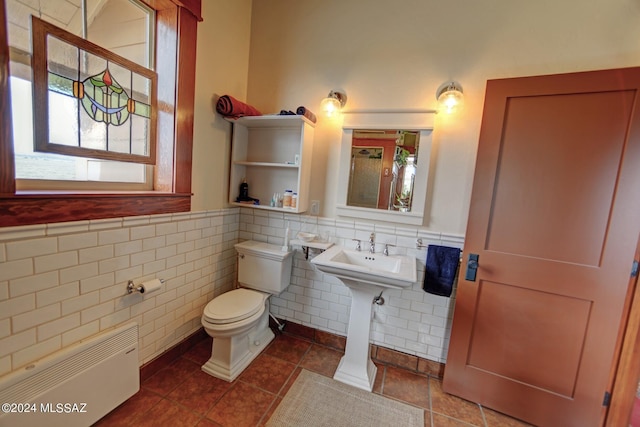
[237,207,465,365]
[0,209,239,377]
[0,206,463,379]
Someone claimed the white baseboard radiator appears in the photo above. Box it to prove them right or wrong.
[0,322,139,427]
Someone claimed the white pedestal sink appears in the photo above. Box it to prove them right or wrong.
[311,246,417,391]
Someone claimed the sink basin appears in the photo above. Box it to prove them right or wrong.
[310,245,417,392]
[311,246,416,288]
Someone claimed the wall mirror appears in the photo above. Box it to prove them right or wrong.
[336,111,434,225]
[348,130,419,211]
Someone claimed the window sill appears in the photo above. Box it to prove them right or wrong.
[0,192,192,227]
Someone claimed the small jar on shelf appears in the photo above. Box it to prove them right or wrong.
[283,190,293,208]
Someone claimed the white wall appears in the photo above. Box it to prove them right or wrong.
[191,0,252,212]
[244,0,640,235]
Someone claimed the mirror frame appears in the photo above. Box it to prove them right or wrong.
[336,111,435,225]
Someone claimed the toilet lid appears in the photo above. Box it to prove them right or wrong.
[203,289,264,324]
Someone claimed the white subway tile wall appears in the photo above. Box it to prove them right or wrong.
[238,208,464,364]
[0,209,239,376]
[0,207,463,378]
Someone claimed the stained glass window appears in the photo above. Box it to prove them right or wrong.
[32,16,157,164]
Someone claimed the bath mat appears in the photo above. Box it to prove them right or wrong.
[266,369,424,427]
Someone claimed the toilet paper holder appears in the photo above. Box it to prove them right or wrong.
[127,278,165,294]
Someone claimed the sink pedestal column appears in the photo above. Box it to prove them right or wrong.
[333,279,383,392]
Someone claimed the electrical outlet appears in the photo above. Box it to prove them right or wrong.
[310,200,320,215]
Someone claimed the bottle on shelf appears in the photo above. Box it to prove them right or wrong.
[283,190,293,208]
[239,179,249,199]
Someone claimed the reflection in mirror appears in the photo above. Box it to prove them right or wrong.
[337,111,434,225]
[348,130,420,212]
[347,147,382,208]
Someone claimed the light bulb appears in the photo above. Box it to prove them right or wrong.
[320,90,346,117]
[321,96,342,117]
[437,82,464,114]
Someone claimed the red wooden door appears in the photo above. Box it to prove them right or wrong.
[443,67,640,427]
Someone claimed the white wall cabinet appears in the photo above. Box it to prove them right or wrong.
[228,115,315,213]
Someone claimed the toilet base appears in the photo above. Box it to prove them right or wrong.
[202,315,275,382]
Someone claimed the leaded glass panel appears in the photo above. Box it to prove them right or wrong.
[33,16,157,164]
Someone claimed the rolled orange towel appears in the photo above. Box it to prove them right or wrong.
[296,106,317,123]
[216,95,262,118]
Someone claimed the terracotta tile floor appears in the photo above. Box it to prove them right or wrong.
[95,333,532,427]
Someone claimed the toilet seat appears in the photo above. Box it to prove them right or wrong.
[203,288,265,325]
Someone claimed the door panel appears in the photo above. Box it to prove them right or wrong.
[468,281,591,397]
[486,91,632,265]
[443,68,640,427]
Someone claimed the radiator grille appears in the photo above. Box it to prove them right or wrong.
[0,323,138,403]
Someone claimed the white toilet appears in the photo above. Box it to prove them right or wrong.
[201,240,293,381]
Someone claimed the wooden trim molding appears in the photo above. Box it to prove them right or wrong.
[0,193,191,227]
[173,5,197,194]
[141,0,202,22]
[0,0,201,228]
[154,6,179,193]
[174,0,202,21]
[0,0,15,195]
[606,237,640,426]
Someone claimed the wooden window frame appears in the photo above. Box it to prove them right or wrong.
[0,0,202,227]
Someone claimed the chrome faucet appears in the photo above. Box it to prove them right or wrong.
[352,239,361,251]
[383,243,395,256]
[369,233,375,254]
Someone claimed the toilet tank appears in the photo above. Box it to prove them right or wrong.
[235,241,294,294]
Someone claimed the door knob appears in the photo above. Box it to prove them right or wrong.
[465,253,479,281]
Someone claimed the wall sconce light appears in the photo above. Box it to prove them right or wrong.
[320,90,347,117]
[436,82,464,114]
